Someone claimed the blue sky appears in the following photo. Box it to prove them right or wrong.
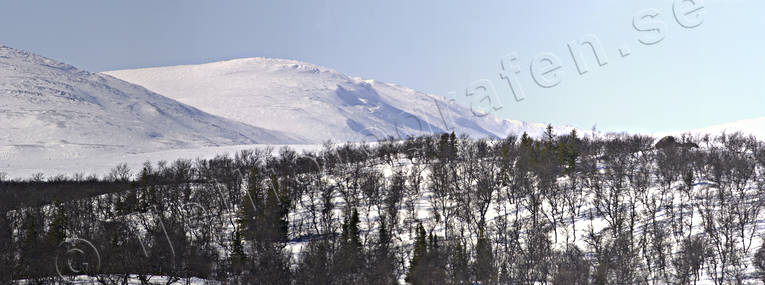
[1,0,762,133]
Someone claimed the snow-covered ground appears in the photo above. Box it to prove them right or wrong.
[0,143,322,180]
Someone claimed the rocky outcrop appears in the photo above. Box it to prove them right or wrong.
[655,136,699,149]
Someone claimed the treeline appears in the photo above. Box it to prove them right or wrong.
[3,129,765,284]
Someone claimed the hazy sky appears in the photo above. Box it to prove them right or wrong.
[1,0,762,133]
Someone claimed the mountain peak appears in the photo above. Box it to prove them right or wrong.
[117,56,341,77]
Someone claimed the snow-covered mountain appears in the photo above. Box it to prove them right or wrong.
[105,58,564,144]
[0,46,302,158]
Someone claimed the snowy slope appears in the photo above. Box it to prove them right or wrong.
[0,144,321,179]
[650,117,765,140]
[692,117,765,138]
[0,46,303,159]
[105,58,569,144]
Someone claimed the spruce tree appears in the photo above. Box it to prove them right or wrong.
[377,217,392,256]
[238,168,262,241]
[449,131,458,157]
[47,200,67,245]
[371,216,397,284]
[438,133,451,160]
[337,208,364,283]
[263,174,289,244]
[23,215,38,248]
[20,214,40,278]
[475,229,495,283]
[544,124,555,146]
[425,232,447,282]
[345,209,361,249]
[558,129,579,175]
[452,240,470,283]
[230,228,246,273]
[406,223,428,283]
[242,173,293,283]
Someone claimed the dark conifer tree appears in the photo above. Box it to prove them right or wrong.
[406,222,428,284]
[238,168,263,242]
[368,216,397,284]
[336,208,365,284]
[230,228,247,274]
[47,200,67,245]
[474,229,495,283]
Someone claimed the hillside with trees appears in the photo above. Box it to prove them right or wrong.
[3,129,765,284]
